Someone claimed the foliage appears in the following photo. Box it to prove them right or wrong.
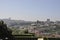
[0,20,15,40]
[11,27,32,35]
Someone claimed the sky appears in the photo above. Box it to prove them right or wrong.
[0,0,60,21]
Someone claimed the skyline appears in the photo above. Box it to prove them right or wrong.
[0,17,60,22]
[0,0,60,21]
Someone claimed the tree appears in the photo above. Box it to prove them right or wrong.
[24,29,29,34]
[0,20,15,40]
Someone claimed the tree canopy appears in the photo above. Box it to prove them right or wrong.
[0,20,15,40]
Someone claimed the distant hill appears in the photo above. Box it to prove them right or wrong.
[0,19,33,27]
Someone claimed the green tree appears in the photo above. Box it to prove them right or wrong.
[0,20,15,40]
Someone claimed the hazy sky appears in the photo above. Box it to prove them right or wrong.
[0,0,60,21]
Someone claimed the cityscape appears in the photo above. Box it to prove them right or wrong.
[1,18,60,38]
[0,0,60,40]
